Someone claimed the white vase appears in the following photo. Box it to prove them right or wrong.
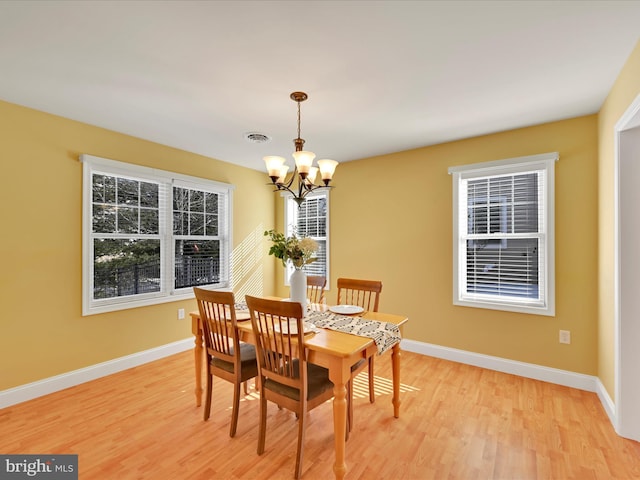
[289,268,307,313]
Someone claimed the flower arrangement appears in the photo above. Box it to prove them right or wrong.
[264,229,318,270]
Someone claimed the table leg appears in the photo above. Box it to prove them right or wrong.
[193,320,203,407]
[330,365,348,480]
[392,343,402,418]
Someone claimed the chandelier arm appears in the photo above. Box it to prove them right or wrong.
[271,179,333,207]
[282,165,298,190]
[301,182,333,197]
[273,182,298,198]
[297,176,307,199]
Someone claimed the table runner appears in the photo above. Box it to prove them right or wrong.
[234,302,249,312]
[234,301,401,355]
[304,310,401,355]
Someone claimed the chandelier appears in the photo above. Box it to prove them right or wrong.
[264,92,338,206]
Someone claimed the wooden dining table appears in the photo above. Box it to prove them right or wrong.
[190,301,408,480]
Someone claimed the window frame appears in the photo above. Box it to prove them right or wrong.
[448,152,558,316]
[282,190,330,287]
[81,154,233,316]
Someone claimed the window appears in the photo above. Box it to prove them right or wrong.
[82,154,233,315]
[448,152,557,316]
[284,191,329,284]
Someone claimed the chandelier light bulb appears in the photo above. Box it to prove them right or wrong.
[264,156,286,180]
[317,159,338,183]
[276,165,289,184]
[306,166,319,185]
[292,150,315,177]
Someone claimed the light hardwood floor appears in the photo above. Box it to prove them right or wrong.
[1,350,640,479]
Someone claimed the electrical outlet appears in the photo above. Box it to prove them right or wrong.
[178,308,185,320]
[559,330,571,344]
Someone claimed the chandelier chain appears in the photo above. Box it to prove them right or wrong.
[297,100,301,142]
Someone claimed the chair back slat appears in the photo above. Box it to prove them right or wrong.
[336,278,382,312]
[306,275,327,304]
[195,288,239,364]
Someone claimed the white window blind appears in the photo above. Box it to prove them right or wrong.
[449,152,557,316]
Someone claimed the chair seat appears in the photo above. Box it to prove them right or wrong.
[264,362,333,401]
[212,342,258,379]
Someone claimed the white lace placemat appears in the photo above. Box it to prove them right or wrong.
[304,310,401,355]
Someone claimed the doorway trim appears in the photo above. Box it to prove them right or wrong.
[614,92,640,441]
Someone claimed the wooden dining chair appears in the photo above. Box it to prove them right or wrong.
[245,295,336,479]
[336,277,383,434]
[306,275,327,304]
[194,287,259,437]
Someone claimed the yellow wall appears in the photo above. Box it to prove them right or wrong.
[597,39,640,399]
[0,100,276,391]
[275,115,599,374]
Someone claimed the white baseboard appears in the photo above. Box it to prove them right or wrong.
[400,339,600,392]
[594,376,616,427]
[0,338,193,409]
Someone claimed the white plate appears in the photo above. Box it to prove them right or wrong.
[329,305,365,315]
[273,322,315,335]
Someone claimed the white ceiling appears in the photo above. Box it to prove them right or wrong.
[1,0,639,172]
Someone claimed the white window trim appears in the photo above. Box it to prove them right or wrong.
[81,154,234,315]
[448,152,558,316]
[282,190,330,288]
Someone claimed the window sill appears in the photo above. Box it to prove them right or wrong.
[453,298,555,317]
[82,287,225,316]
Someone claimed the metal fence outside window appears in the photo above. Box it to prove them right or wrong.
[94,256,219,299]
